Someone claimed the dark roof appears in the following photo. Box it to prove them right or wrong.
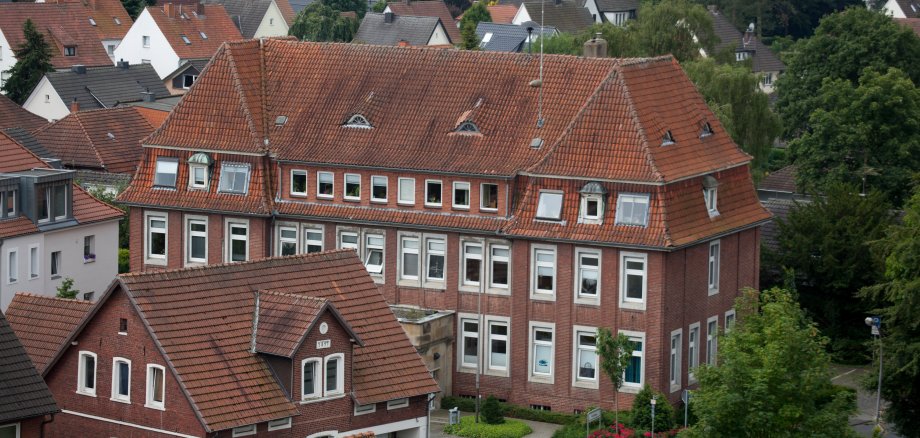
[4,294,94,374]
[354,13,444,46]
[203,0,273,38]
[710,9,784,73]
[518,0,593,34]
[758,165,798,194]
[0,2,114,68]
[594,0,638,12]
[2,127,54,160]
[164,57,211,80]
[0,310,59,423]
[386,1,460,44]
[896,0,920,17]
[760,197,800,252]
[288,0,315,14]
[44,64,171,111]
[0,95,47,132]
[476,22,555,52]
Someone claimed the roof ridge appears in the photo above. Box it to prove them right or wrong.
[224,41,268,153]
[259,290,329,302]
[616,62,664,182]
[72,112,108,170]
[11,292,96,305]
[118,249,357,279]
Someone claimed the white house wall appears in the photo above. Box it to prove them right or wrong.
[428,23,451,45]
[103,38,123,63]
[584,0,602,23]
[113,9,181,79]
[883,0,907,17]
[253,0,290,38]
[0,28,16,92]
[21,76,69,122]
[512,5,532,25]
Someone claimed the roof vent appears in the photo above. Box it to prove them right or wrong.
[71,65,87,74]
[274,115,288,126]
[116,59,129,69]
[107,132,115,140]
[141,90,155,102]
[530,138,544,149]
[661,130,675,146]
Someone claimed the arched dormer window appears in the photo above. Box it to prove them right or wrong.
[344,114,372,129]
[661,130,675,146]
[700,121,713,138]
[702,175,719,216]
[579,182,607,224]
[456,121,480,134]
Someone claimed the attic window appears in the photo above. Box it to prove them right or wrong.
[89,17,97,26]
[200,31,208,40]
[107,132,115,140]
[64,46,76,56]
[700,122,713,138]
[274,115,288,127]
[536,191,564,221]
[181,35,191,45]
[456,121,480,134]
[345,114,372,128]
[114,17,122,25]
[702,175,719,216]
[661,130,675,146]
[218,163,251,194]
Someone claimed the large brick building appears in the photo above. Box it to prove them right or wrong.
[118,39,771,413]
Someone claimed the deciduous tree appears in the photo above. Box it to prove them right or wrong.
[632,0,716,62]
[289,3,359,42]
[1,19,53,104]
[596,328,634,432]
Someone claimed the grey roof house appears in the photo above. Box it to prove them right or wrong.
[512,0,593,34]
[203,0,296,38]
[476,22,557,52]
[354,12,453,46]
[708,8,785,93]
[583,0,637,25]
[0,309,60,436]
[163,58,211,95]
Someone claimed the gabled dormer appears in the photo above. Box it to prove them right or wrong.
[0,168,76,229]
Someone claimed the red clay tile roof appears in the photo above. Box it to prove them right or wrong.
[276,0,297,25]
[387,1,460,43]
[277,201,509,232]
[146,4,243,60]
[60,0,133,41]
[255,291,361,357]
[460,4,517,23]
[133,106,171,128]
[896,17,920,36]
[0,130,48,173]
[72,183,126,224]
[33,107,154,174]
[111,251,438,431]
[0,2,114,68]
[758,165,798,194]
[0,95,47,132]
[4,294,94,373]
[0,308,60,423]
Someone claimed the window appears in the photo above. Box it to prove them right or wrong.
[480,183,498,211]
[339,231,358,251]
[574,329,597,385]
[304,226,324,253]
[488,321,508,371]
[199,31,208,40]
[6,249,18,284]
[270,18,275,25]
[301,358,320,399]
[119,318,128,334]
[153,157,178,187]
[536,191,563,220]
[615,193,649,226]
[107,44,115,55]
[530,324,554,381]
[425,180,442,206]
[317,172,334,198]
[146,214,167,262]
[232,425,256,437]
[735,51,750,61]
[371,176,387,202]
[460,318,479,368]
[37,189,49,222]
[531,246,556,298]
[114,17,122,25]
[187,218,207,263]
[456,121,479,133]
[189,164,207,188]
[704,187,718,215]
[180,34,191,45]
[619,253,646,309]
[364,234,384,275]
[387,398,409,410]
[1,190,14,218]
[227,221,248,262]
[0,424,19,438]
[480,32,493,48]
[622,332,644,389]
[462,242,482,287]
[64,46,76,56]
[83,235,95,262]
[398,178,415,205]
[29,245,39,279]
[52,185,66,220]
[345,114,371,128]
[142,35,150,47]
[50,251,62,277]
[355,404,376,415]
[688,322,700,382]
[708,241,720,294]
[670,330,682,392]
[146,364,165,409]
[112,358,131,402]
[580,194,604,223]
[661,130,675,146]
[453,182,470,209]
[344,174,361,200]
[279,226,297,256]
[44,94,50,104]
[489,245,509,290]
[267,418,291,431]
[762,73,773,86]
[576,250,600,301]
[290,170,307,196]
[89,17,97,26]
[182,74,197,89]
[725,310,736,332]
[706,317,718,365]
[324,354,344,395]
[218,163,250,194]
[700,122,713,138]
[399,236,420,280]
[77,351,97,396]
[426,237,446,283]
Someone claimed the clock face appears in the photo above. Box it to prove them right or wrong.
[320,322,328,334]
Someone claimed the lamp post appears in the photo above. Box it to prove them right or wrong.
[650,397,657,436]
[865,316,883,426]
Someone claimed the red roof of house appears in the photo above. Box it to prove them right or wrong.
[146,3,243,60]
[0,131,48,173]
[758,165,798,194]
[458,4,517,23]
[5,294,94,373]
[0,95,47,132]
[386,0,460,43]
[255,291,360,357]
[60,0,133,41]
[33,107,154,174]
[276,0,296,25]
[0,3,114,68]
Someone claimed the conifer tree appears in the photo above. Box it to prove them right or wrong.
[2,19,53,104]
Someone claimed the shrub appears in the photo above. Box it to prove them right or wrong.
[443,416,532,438]
[441,396,578,425]
[481,396,504,424]
[56,277,80,299]
[630,385,675,433]
[118,248,130,273]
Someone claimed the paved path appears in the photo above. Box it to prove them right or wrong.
[429,409,563,438]
[829,364,902,437]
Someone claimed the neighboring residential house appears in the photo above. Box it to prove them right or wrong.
[162,58,209,94]
[896,16,920,36]
[756,165,808,255]
[62,0,134,61]
[708,8,785,93]
[119,95,184,128]
[0,132,123,311]
[0,2,113,89]
[204,0,296,38]
[0,95,46,132]
[457,4,519,23]
[113,3,243,79]
[883,0,920,17]
[476,21,557,52]
[512,0,594,34]
[355,12,452,46]
[0,308,60,437]
[6,251,439,437]
[288,0,314,15]
[22,62,170,122]
[384,0,460,44]
[116,39,770,411]
[583,0,638,25]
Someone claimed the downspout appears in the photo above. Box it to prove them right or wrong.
[40,412,55,438]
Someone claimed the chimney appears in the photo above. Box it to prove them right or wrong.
[141,88,156,102]
[71,65,87,74]
[70,98,80,113]
[116,59,129,69]
[164,2,173,18]
[583,33,607,58]
[384,11,394,23]
[398,40,410,47]
[197,2,205,16]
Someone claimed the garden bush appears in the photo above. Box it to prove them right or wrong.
[629,385,675,433]
[443,416,532,438]
[481,396,504,424]
[441,396,577,425]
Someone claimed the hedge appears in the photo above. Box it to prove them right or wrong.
[444,416,533,438]
[441,396,578,425]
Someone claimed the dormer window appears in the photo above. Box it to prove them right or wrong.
[735,51,751,62]
[64,46,76,56]
[579,182,607,223]
[188,152,211,189]
[703,175,719,216]
[615,193,649,227]
[345,114,372,128]
[153,157,179,188]
[456,121,480,134]
[700,122,713,138]
[1,190,16,219]
[535,191,563,221]
[661,130,675,146]
[218,163,250,194]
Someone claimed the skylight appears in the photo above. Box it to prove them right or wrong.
[200,31,208,40]
[274,115,288,126]
[700,122,713,138]
[345,114,372,128]
[456,121,479,134]
[181,35,191,45]
[107,132,115,140]
[89,17,97,26]
[114,17,122,25]
[153,158,179,188]
[661,130,675,146]
[536,191,564,221]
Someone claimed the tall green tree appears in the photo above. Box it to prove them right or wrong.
[122,0,155,20]
[2,19,53,104]
[460,20,479,50]
[787,68,920,205]
[775,7,920,138]
[861,188,920,437]
[289,3,359,42]
[698,0,864,40]
[324,0,368,19]
[685,288,856,437]
[632,0,716,62]
[371,0,387,13]
[596,328,634,432]
[458,1,491,30]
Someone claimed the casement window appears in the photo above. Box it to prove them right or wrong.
[339,231,359,251]
[1,190,15,218]
[226,221,249,262]
[301,358,320,399]
[387,398,409,410]
[535,191,563,221]
[142,35,150,47]
[50,251,62,277]
[145,364,165,409]
[706,316,718,365]
[64,46,76,56]
[290,170,307,196]
[218,163,250,194]
[51,185,67,220]
[619,252,647,310]
[400,236,420,280]
[615,193,650,227]
[364,234,384,275]
[371,175,387,202]
[489,245,510,290]
[77,351,97,396]
[580,194,604,223]
[189,164,208,189]
[279,226,298,256]
[688,322,700,382]
[621,331,645,390]
[725,309,736,333]
[37,188,49,222]
[231,425,256,437]
[670,329,682,392]
[576,249,600,301]
[317,172,334,198]
[425,180,442,206]
[704,187,718,215]
[762,73,773,86]
[462,242,482,287]
[153,158,179,188]
[6,249,17,284]
[83,235,95,262]
[112,357,131,403]
[708,241,720,294]
[426,237,446,283]
[460,318,479,368]
[0,424,19,438]
[529,323,554,381]
[29,245,39,279]
[531,245,556,299]
[354,403,376,415]
[267,418,292,431]
[303,226,324,253]
[119,318,128,334]
[182,74,197,89]
[453,182,470,209]
[186,218,207,264]
[480,183,498,211]
[573,328,598,387]
[344,173,361,200]
[398,178,415,205]
[145,213,167,263]
[324,354,344,396]
[487,320,508,371]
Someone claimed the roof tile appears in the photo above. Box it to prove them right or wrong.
[0,309,60,423]
[0,2,113,68]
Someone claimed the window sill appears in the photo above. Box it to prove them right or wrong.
[619,385,641,394]
[530,293,556,302]
[424,203,443,209]
[572,380,599,390]
[485,287,511,296]
[479,208,498,214]
[452,205,471,211]
[50,275,61,280]
[144,259,167,267]
[370,199,388,204]
[29,275,39,281]
[708,288,719,296]
[118,332,128,336]
[316,195,334,200]
[670,383,682,393]
[483,368,509,378]
[144,403,166,411]
[371,276,384,285]
[528,375,554,385]
[619,301,646,311]
[110,397,131,404]
[83,259,95,264]
[397,201,415,206]
[575,297,600,306]
[458,365,479,374]
[290,192,308,198]
[300,393,346,405]
[344,197,361,202]
[76,390,97,397]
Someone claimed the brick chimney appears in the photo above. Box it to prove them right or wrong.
[164,2,174,18]
[398,40,410,47]
[583,33,607,58]
[197,2,206,16]
[70,98,80,113]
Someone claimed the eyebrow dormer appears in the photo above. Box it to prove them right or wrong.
[344,114,372,129]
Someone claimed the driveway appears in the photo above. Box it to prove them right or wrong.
[429,409,563,438]
[830,364,902,437]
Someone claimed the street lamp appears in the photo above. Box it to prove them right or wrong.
[865,316,883,426]
[650,397,657,436]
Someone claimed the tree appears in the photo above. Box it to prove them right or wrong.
[699,0,864,40]
[860,188,920,437]
[596,328,634,433]
[289,3,359,42]
[632,0,717,62]
[122,0,155,20]
[56,278,81,299]
[685,288,856,437]
[323,0,368,19]
[770,184,893,359]
[775,7,920,138]
[1,19,53,104]
[630,385,675,433]
[787,68,920,206]
[371,0,387,13]
[86,184,129,249]
[460,20,479,50]
[458,1,491,31]
[480,395,504,424]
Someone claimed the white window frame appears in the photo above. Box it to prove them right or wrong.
[688,322,700,383]
[708,240,720,295]
[706,316,719,366]
[51,185,67,221]
[6,248,18,284]
[535,190,564,221]
[77,351,97,396]
[614,193,650,227]
[354,403,376,416]
[224,219,249,263]
[144,211,168,266]
[460,239,483,291]
[267,417,292,431]
[619,252,647,310]
[301,357,321,401]
[572,325,599,389]
[669,329,682,393]
[323,353,345,396]
[725,309,736,333]
[28,244,39,279]
[344,173,361,201]
[480,183,499,211]
[704,187,718,216]
[619,330,645,393]
[0,423,19,438]
[574,248,601,305]
[424,179,443,207]
[370,175,388,203]
[303,224,324,253]
[218,163,251,194]
[424,235,447,288]
[50,251,62,278]
[397,177,415,205]
[338,229,359,252]
[458,314,480,371]
[290,169,308,197]
[485,317,510,376]
[189,164,208,189]
[316,171,334,199]
[277,224,298,256]
[387,398,409,410]
[528,322,555,383]
[398,233,421,282]
[364,233,385,277]
[452,181,471,209]
[142,35,150,47]
[231,425,256,437]
[185,215,208,265]
[145,364,166,410]
[487,242,511,294]
[580,194,604,223]
[111,357,132,403]
[530,244,556,301]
